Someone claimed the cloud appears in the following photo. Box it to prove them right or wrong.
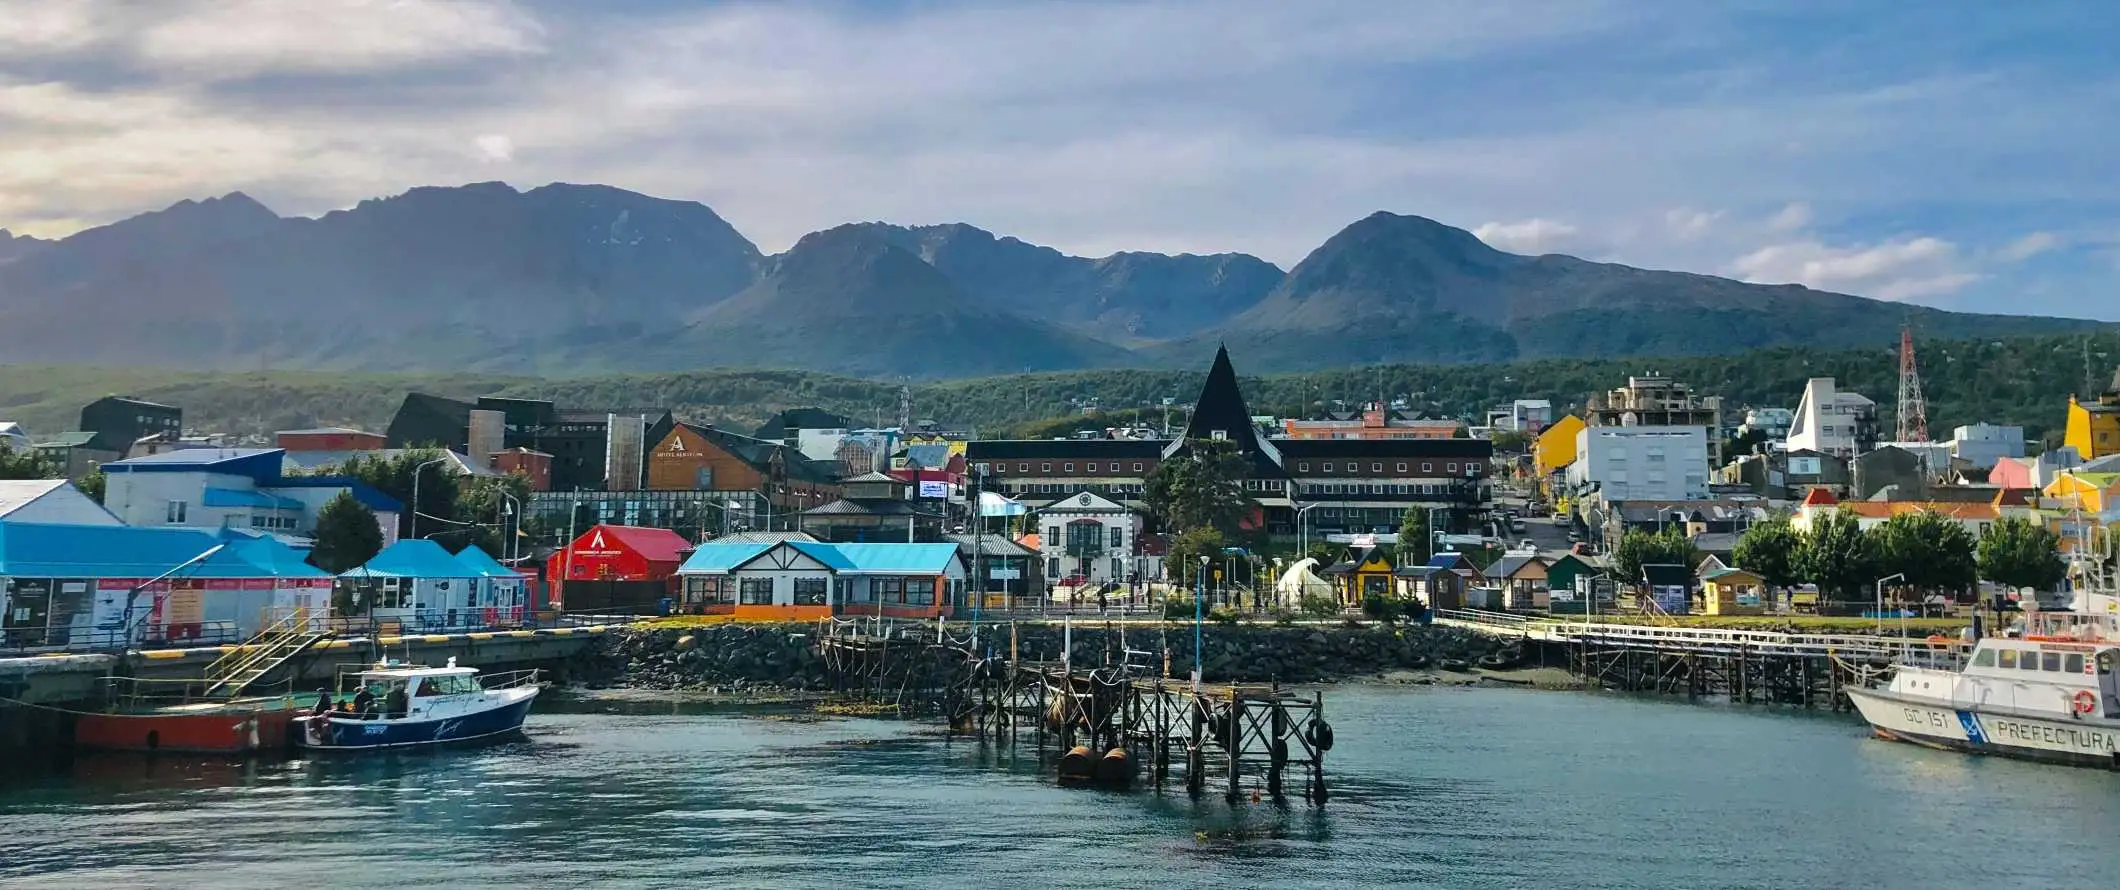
[1766,202,1812,233]
[1997,231,2060,262]
[1473,218,1582,254]
[1729,236,1979,301]
[1662,208,1723,241]
[474,134,515,163]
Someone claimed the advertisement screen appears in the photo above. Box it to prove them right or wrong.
[918,480,950,499]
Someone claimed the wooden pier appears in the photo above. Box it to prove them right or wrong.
[816,617,1332,803]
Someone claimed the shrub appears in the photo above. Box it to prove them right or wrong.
[1208,607,1242,626]
[1163,594,1197,621]
[1360,591,1404,624]
[1298,593,1341,620]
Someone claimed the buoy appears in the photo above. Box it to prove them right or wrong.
[2073,689,2098,716]
[1095,748,1135,787]
[1058,745,1096,785]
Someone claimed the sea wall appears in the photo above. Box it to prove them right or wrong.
[575,621,1511,692]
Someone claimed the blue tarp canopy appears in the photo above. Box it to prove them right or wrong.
[453,545,519,578]
[346,539,476,579]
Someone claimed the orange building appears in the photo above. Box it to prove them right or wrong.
[1282,404,1461,440]
[646,422,838,517]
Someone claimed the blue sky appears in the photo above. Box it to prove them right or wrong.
[1,0,2115,318]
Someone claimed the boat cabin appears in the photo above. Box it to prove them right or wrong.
[340,663,488,721]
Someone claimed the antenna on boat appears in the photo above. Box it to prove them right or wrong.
[447,656,458,668]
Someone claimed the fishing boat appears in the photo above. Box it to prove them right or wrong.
[1846,595,2120,769]
[75,695,304,754]
[297,658,541,751]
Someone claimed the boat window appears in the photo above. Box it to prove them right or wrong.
[2099,652,2113,676]
[2066,654,2085,674]
[1997,650,2018,669]
[2020,652,2041,672]
[1971,649,1995,667]
[2041,652,2062,672]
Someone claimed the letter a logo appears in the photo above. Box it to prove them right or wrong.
[590,530,606,550]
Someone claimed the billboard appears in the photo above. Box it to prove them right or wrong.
[918,480,950,499]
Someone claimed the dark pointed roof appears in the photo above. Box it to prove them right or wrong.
[1163,346,1283,474]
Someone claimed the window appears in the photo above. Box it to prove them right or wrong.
[250,516,265,528]
[1017,462,1029,473]
[1133,462,1144,472]
[1421,462,1433,473]
[1445,462,1458,473]
[1063,463,1075,472]
[794,578,828,605]
[739,577,776,605]
[2041,652,2062,672]
[2066,653,2085,674]
[834,578,853,604]
[1322,462,1334,472]
[876,577,904,604]
[904,578,935,605]
[2019,650,2041,672]
[684,577,731,606]
[1396,462,1407,472]
[1997,649,2018,669]
[1371,462,1383,473]
[1042,462,1052,472]
[1210,430,1228,441]
[1047,557,1060,577]
[166,500,188,523]
[1112,558,1124,578]
[1109,527,1123,548]
[1298,462,1310,472]
[1045,526,1059,545]
[1971,649,1995,668]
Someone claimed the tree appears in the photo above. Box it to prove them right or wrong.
[1732,517,1802,603]
[451,472,533,558]
[1610,528,1698,586]
[1164,526,1226,588]
[1872,510,1978,599]
[77,468,106,504]
[337,448,460,533]
[1977,515,2066,595]
[1143,438,1253,535]
[0,443,58,480]
[310,490,384,610]
[1799,508,1877,613]
[1397,508,1432,565]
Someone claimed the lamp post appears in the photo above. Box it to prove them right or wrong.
[408,456,450,540]
[499,492,520,564]
[1296,502,1322,556]
[1875,572,1906,635]
[1195,554,1210,685]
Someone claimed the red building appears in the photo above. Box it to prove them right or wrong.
[277,427,388,452]
[492,447,554,491]
[545,524,692,613]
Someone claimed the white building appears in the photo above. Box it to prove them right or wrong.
[102,448,403,544]
[1951,423,2026,470]
[0,422,30,453]
[0,480,122,526]
[1738,407,1794,441]
[1035,490,1153,586]
[1567,426,1711,502]
[1785,378,1878,460]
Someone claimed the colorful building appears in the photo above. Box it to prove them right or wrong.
[2,524,331,649]
[2065,368,2120,460]
[1321,546,1396,606]
[339,539,482,631]
[1699,566,1767,615]
[545,524,693,613]
[675,540,967,620]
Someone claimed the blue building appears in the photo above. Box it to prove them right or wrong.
[101,448,403,545]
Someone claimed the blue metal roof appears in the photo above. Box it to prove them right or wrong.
[202,486,304,510]
[346,539,475,579]
[105,448,286,481]
[786,541,855,571]
[676,542,774,574]
[452,545,518,578]
[0,522,321,579]
[815,543,960,575]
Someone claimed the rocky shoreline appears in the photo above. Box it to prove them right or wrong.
[572,621,1518,694]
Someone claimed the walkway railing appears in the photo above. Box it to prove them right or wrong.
[1437,609,1971,664]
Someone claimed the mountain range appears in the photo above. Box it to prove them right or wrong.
[0,182,2105,378]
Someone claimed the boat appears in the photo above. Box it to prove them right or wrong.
[1846,596,2120,769]
[75,695,304,754]
[297,659,542,751]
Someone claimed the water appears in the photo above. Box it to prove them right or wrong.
[4,686,2118,889]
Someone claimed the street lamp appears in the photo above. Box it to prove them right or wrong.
[1195,554,1210,685]
[1875,572,1906,634]
[1296,502,1323,555]
[408,456,450,539]
[498,492,520,565]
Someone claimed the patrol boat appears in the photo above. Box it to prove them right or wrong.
[298,658,541,751]
[1846,596,2120,769]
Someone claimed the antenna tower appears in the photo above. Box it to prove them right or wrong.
[1896,323,1929,442]
[897,381,912,432]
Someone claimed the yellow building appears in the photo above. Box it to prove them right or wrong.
[2064,368,2120,459]
[2045,471,2120,515]
[1533,415,1586,498]
[1699,567,1767,616]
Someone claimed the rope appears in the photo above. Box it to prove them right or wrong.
[0,694,124,717]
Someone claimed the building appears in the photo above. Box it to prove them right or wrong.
[1532,414,1587,498]
[1791,487,2035,537]
[2045,471,2119,516]
[1699,566,1767,615]
[1320,546,1396,606]
[0,421,30,453]
[33,432,120,480]
[1718,448,1850,499]
[675,540,967,621]
[754,408,856,457]
[645,422,841,533]
[0,480,122,527]
[1395,552,1485,611]
[279,446,502,480]
[943,532,1042,603]
[79,396,182,455]
[1282,404,1461,440]
[2,524,331,650]
[277,428,388,453]
[1949,424,2025,470]
[339,539,483,631]
[101,448,403,543]
[452,545,532,626]
[1566,425,1711,502]
[1482,400,1552,434]
[1033,490,1149,588]
[1737,407,1794,441]
[2065,367,2120,461]
[1483,553,1550,611]
[545,524,693,613]
[1544,553,1611,614]
[1785,378,1879,460]
[383,393,674,493]
[1852,445,1937,500]
[1585,375,1725,466]
[801,472,935,543]
[1989,450,2084,491]
[490,447,554,491]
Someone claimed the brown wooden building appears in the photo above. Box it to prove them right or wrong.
[646,422,839,524]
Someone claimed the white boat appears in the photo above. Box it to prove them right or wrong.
[1847,596,2120,769]
[298,658,541,751]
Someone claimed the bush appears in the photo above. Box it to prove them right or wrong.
[1162,594,1197,621]
[1272,608,1298,626]
[1298,593,1341,620]
[1360,592,1405,624]
[1208,607,1242,626]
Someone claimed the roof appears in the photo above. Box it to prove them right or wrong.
[1319,560,1357,575]
[1274,438,1494,460]
[87,395,177,411]
[0,522,325,579]
[202,487,305,510]
[677,422,837,485]
[753,407,854,440]
[967,439,1165,461]
[281,448,501,478]
[803,498,921,516]
[570,524,693,564]
[278,427,378,436]
[1801,488,1840,507]
[900,443,953,469]
[710,530,820,544]
[1484,554,1547,579]
[676,542,775,573]
[452,545,519,578]
[841,471,899,484]
[1702,566,1764,582]
[33,431,101,449]
[1641,563,1693,585]
[1834,501,2002,522]
[104,447,283,470]
[820,543,961,575]
[942,532,1035,558]
[1393,565,1439,578]
[349,539,476,579]
[0,480,66,518]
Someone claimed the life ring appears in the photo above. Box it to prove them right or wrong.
[1925,635,1950,649]
[2072,690,2097,715]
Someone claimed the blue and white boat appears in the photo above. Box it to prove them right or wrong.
[299,659,541,751]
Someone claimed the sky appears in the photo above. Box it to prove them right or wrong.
[1,0,2116,318]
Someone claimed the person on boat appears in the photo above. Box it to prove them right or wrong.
[312,688,332,717]
[352,685,377,719]
[384,683,409,720]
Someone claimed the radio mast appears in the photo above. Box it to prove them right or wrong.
[1896,323,1929,443]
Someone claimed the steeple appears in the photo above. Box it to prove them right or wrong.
[1164,346,1282,472]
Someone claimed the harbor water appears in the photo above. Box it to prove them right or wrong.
[4,685,2118,889]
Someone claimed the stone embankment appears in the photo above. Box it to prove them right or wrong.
[573,621,1512,692]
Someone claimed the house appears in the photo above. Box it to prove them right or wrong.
[753,407,858,462]
[340,539,483,631]
[943,532,1042,605]
[1282,403,1462,440]
[0,421,30,453]
[1397,552,1484,611]
[1320,546,1395,606]
[1785,378,1879,460]
[1793,486,2034,537]
[277,427,389,453]
[545,524,693,614]
[1567,425,1712,502]
[1483,553,1550,611]
[1639,564,1693,615]
[1699,566,1767,616]
[2,523,331,650]
[453,545,531,627]
[1851,445,1938,500]
[490,447,554,491]
[802,472,932,543]
[1989,449,2083,490]
[1950,424,2026,470]
[32,431,120,481]
[2045,471,2120,515]
[102,448,403,544]
[1532,414,1587,497]
[1718,448,1849,500]
[1031,489,1150,588]
[675,540,967,620]
[1544,553,1610,614]
[2064,366,2120,460]
[1584,375,1725,467]
[0,480,122,526]
[646,422,840,531]
[79,396,182,455]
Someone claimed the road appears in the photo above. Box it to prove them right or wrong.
[1490,485,1577,555]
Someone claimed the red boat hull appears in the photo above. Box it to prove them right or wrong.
[75,708,298,754]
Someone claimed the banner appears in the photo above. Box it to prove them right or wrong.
[918,480,950,499]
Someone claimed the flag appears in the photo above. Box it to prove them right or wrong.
[979,491,1028,518]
